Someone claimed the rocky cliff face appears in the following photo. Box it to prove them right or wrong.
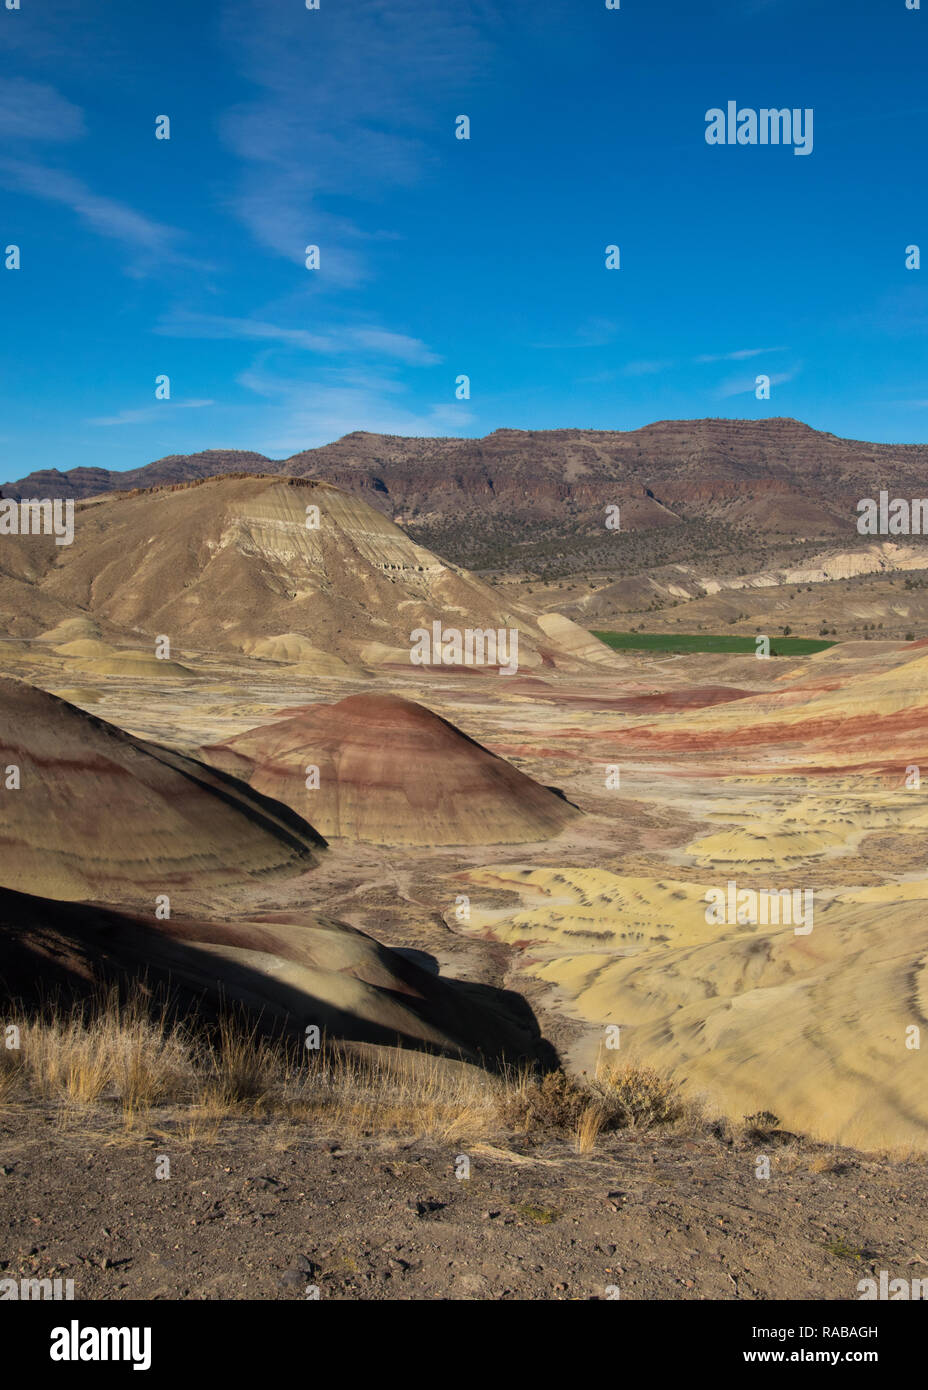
[6,419,928,575]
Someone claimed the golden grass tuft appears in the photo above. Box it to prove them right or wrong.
[282,1047,510,1142]
[4,990,194,1109]
[573,1103,606,1154]
[0,987,701,1147]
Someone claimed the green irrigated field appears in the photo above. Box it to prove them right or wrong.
[591,630,836,657]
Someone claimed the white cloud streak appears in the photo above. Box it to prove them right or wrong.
[89,400,216,427]
[0,78,85,142]
[156,311,440,365]
[216,0,498,277]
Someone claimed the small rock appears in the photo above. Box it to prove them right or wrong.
[249,1176,281,1193]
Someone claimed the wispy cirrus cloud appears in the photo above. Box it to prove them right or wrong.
[0,77,85,141]
[216,0,497,280]
[88,399,216,427]
[696,346,787,364]
[0,158,187,266]
[580,348,789,384]
[622,358,675,376]
[155,311,440,365]
[0,72,195,273]
[844,286,928,338]
[532,318,622,351]
[716,367,799,399]
[0,75,196,274]
[237,363,472,453]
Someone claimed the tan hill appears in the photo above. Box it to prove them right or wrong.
[0,676,324,904]
[201,693,580,846]
[0,474,616,672]
[458,861,928,1152]
[568,541,928,616]
[0,886,545,1063]
[540,539,928,646]
[75,651,197,679]
[243,633,364,677]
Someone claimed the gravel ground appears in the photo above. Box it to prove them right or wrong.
[3,1104,926,1302]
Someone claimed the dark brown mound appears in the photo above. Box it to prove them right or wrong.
[0,886,550,1066]
[0,676,324,904]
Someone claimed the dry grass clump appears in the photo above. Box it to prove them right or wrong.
[573,1103,606,1154]
[2,992,193,1108]
[0,992,509,1141]
[0,990,691,1149]
[199,1017,284,1112]
[0,1042,24,1102]
[288,1048,508,1141]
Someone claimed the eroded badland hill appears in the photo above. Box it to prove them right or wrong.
[2,444,927,1303]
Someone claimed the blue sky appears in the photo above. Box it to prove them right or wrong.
[1,0,926,477]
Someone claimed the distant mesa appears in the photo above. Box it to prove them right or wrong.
[6,421,926,549]
[202,692,581,847]
[0,676,324,904]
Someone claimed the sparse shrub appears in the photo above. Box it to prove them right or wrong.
[503,1068,589,1132]
[516,1202,560,1225]
[744,1109,780,1132]
[589,1061,683,1130]
[824,1235,862,1262]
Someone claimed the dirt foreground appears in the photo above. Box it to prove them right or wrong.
[2,1104,925,1302]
